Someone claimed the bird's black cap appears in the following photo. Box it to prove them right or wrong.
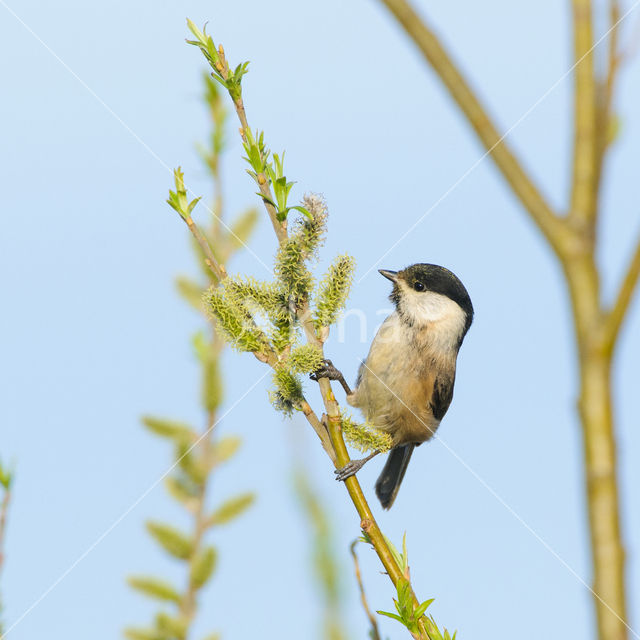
[383,263,474,333]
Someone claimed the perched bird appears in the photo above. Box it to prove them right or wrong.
[311,263,473,509]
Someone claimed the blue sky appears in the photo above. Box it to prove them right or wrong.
[1,1,639,639]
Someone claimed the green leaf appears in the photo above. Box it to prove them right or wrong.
[359,531,372,545]
[190,546,217,589]
[187,196,202,215]
[166,167,201,220]
[414,598,434,619]
[155,612,188,638]
[192,332,223,412]
[176,276,205,311]
[290,205,312,219]
[123,627,163,640]
[212,435,242,463]
[175,441,208,486]
[142,416,195,443]
[208,493,255,526]
[192,331,210,362]
[377,610,404,623]
[402,532,409,572]
[227,207,258,253]
[397,579,412,612]
[255,192,276,208]
[0,461,12,490]
[209,72,228,90]
[383,535,404,574]
[186,19,207,45]
[165,475,199,508]
[127,576,181,604]
[146,522,194,560]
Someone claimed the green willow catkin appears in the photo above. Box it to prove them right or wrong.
[340,412,393,454]
[314,254,357,329]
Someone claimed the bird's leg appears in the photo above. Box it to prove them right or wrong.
[310,359,353,396]
[334,450,380,482]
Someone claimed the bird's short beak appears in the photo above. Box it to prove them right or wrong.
[378,269,398,282]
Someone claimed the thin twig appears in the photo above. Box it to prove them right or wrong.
[350,539,382,640]
[300,399,337,464]
[594,0,622,196]
[569,0,598,228]
[604,0,621,135]
[177,100,229,634]
[618,10,640,63]
[213,46,288,245]
[179,421,213,625]
[0,480,11,635]
[602,230,640,351]
[0,488,10,575]
[182,215,226,282]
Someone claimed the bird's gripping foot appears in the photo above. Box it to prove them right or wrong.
[310,359,353,395]
[334,450,380,481]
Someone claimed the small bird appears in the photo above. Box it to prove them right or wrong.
[311,263,473,509]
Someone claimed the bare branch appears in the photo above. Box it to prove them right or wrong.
[618,10,640,64]
[300,399,337,464]
[0,487,10,573]
[594,0,623,207]
[379,0,566,254]
[183,215,227,282]
[603,230,640,350]
[570,0,598,227]
[350,540,382,640]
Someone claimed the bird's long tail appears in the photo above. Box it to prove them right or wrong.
[375,443,415,509]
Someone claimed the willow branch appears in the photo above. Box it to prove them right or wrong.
[179,414,214,625]
[350,540,382,640]
[298,309,427,634]
[213,46,288,245]
[298,308,417,596]
[180,220,336,463]
[300,399,337,464]
[181,162,224,627]
[190,26,434,636]
[378,0,565,254]
[594,0,622,199]
[253,343,336,462]
[602,230,640,351]
[569,0,598,228]
[182,215,226,282]
[0,487,9,574]
[619,12,640,63]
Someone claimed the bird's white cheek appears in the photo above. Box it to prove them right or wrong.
[403,291,461,324]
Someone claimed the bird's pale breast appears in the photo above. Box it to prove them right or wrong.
[348,313,457,446]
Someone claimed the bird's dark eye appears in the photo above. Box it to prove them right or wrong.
[413,281,425,292]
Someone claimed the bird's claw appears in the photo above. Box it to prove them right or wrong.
[310,359,341,382]
[334,459,367,482]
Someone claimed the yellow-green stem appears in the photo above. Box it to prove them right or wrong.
[579,353,626,640]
